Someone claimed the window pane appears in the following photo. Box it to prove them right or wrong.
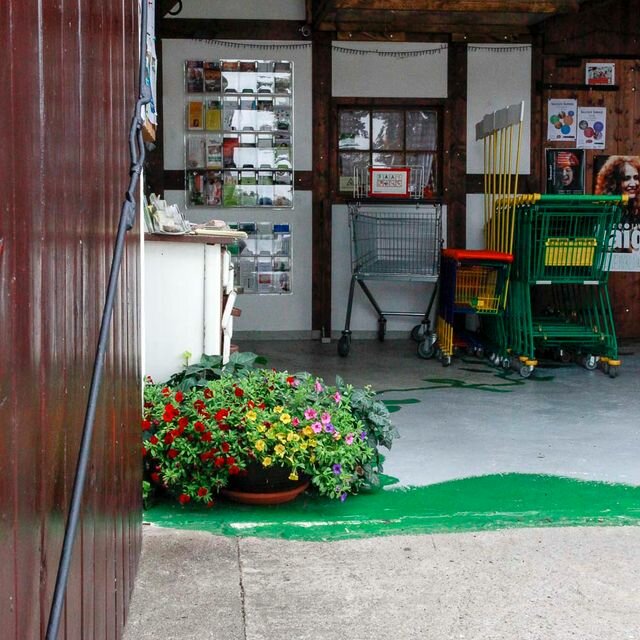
[339,110,370,150]
[372,152,404,167]
[406,110,438,150]
[407,152,438,196]
[372,111,404,151]
[339,151,369,192]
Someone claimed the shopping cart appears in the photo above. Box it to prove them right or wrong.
[504,194,625,377]
[436,249,513,367]
[337,199,442,357]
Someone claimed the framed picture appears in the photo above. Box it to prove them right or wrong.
[545,149,585,195]
[585,62,615,86]
[368,167,410,198]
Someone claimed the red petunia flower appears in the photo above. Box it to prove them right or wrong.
[161,387,171,397]
[215,408,228,422]
[286,376,295,385]
[178,416,188,429]
[200,431,212,442]
[219,423,229,431]
[174,391,184,403]
[204,388,213,399]
[258,402,265,409]
[168,449,178,459]
[205,500,215,508]
[150,472,160,483]
[149,435,159,445]
[247,400,255,409]
[228,465,240,475]
[178,493,191,505]
[194,399,205,411]
[197,487,208,497]
[194,421,205,433]
[141,419,151,431]
[214,456,225,467]
[164,433,175,445]
[225,456,235,466]
[221,442,230,453]
[234,387,244,398]
[141,446,147,457]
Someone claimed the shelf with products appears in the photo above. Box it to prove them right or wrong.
[184,59,293,209]
[227,222,292,294]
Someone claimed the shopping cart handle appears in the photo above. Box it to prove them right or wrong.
[442,248,513,263]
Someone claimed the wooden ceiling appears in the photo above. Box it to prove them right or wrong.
[306,0,587,41]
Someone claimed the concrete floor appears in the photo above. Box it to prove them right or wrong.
[124,337,640,640]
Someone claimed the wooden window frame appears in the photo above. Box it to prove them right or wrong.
[330,97,444,204]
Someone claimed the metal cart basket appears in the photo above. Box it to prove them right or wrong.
[337,202,442,356]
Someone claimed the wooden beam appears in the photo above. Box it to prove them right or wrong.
[312,0,334,26]
[311,31,333,334]
[335,0,579,12]
[158,19,307,40]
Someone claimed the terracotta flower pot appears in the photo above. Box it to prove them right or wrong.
[221,461,310,505]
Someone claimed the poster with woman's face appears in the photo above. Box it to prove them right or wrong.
[594,154,640,271]
[546,149,585,194]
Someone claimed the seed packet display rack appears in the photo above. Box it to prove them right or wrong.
[184,59,294,209]
[337,166,442,357]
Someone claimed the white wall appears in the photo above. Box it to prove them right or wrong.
[466,44,532,252]
[166,0,305,20]
[161,39,312,335]
[332,42,448,98]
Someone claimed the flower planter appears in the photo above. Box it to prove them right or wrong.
[221,461,310,505]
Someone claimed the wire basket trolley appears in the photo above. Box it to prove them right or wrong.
[337,202,442,357]
[435,249,513,366]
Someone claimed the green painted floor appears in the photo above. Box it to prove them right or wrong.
[144,473,640,541]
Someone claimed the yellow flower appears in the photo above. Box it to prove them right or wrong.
[277,433,286,443]
[286,432,295,442]
[262,457,272,467]
[274,405,283,414]
[280,413,291,424]
[246,410,257,422]
[309,454,316,463]
[257,424,266,433]
[302,426,314,437]
[255,439,266,452]
[308,439,317,448]
[288,472,299,481]
[274,444,286,457]
[334,433,341,441]
[299,441,308,450]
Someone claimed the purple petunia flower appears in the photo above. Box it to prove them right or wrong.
[360,431,367,441]
[340,493,347,502]
[304,408,318,420]
[332,463,342,474]
[311,421,323,434]
[324,423,335,434]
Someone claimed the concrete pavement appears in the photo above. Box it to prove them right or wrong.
[124,524,640,640]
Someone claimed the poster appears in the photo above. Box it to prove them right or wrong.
[545,149,584,195]
[585,62,615,86]
[576,107,606,149]
[594,155,640,271]
[547,99,577,141]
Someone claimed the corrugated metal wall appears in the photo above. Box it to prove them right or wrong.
[0,1,142,638]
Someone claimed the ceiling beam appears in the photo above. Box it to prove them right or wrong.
[335,0,579,12]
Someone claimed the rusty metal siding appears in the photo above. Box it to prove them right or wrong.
[0,1,142,639]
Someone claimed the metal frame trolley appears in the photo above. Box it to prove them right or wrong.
[337,197,442,357]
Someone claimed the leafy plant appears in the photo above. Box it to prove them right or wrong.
[142,367,399,506]
[163,351,267,392]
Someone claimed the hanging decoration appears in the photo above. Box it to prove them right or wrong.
[196,39,312,50]
[468,44,531,53]
[332,44,447,58]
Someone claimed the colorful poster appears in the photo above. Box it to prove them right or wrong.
[576,107,606,149]
[545,149,584,195]
[547,99,577,141]
[585,62,615,86]
[594,155,640,271]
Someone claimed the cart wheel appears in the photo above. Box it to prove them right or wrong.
[337,335,351,357]
[583,355,598,371]
[608,366,619,379]
[442,355,451,367]
[519,364,533,378]
[411,324,425,342]
[601,362,610,375]
[475,346,484,359]
[501,357,511,370]
[559,349,572,364]
[417,338,435,359]
[377,318,386,342]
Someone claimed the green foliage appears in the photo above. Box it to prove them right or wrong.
[163,351,267,392]
[142,366,399,506]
